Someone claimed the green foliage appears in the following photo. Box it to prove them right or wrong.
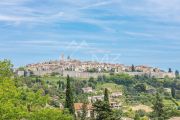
[65,75,75,114]
[134,113,140,120]
[0,79,26,120]
[57,80,65,90]
[26,90,48,112]
[0,60,73,120]
[0,59,13,79]
[18,67,25,71]
[124,109,135,118]
[104,88,109,104]
[110,109,122,120]
[50,72,60,76]
[93,94,122,120]
[152,93,166,120]
[87,68,98,73]
[93,101,112,120]
[109,74,134,86]
[1,59,180,120]
[171,86,176,98]
[175,90,180,99]
[134,84,146,92]
[132,64,135,72]
[175,70,179,78]
[29,109,73,120]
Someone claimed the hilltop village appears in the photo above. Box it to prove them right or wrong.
[2,59,180,120]
[17,55,175,78]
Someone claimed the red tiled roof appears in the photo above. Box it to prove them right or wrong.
[74,103,93,110]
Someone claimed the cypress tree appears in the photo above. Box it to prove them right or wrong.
[104,88,109,104]
[132,64,135,72]
[168,68,172,73]
[171,86,176,98]
[65,75,74,114]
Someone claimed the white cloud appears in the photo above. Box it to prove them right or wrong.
[0,14,34,22]
[124,31,153,37]
[1,0,180,25]
[80,1,115,9]
[0,0,28,5]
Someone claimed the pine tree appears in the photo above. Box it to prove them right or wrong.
[104,88,109,104]
[93,101,112,120]
[65,75,74,114]
[152,93,165,120]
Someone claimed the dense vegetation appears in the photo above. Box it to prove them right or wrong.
[0,60,73,120]
[0,60,180,119]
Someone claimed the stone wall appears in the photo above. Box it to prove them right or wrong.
[31,70,175,79]
[32,69,105,78]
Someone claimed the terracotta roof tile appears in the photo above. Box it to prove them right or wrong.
[74,103,93,110]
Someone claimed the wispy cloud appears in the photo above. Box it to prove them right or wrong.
[0,0,28,5]
[0,14,34,22]
[1,0,180,69]
[80,1,115,9]
[124,31,153,37]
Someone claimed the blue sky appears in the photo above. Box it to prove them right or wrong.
[0,0,180,71]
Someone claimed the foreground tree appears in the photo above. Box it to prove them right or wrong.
[0,59,13,79]
[29,108,73,120]
[65,75,75,114]
[0,60,73,120]
[93,101,112,120]
[93,88,122,120]
[93,88,111,120]
[93,101,122,120]
[152,93,165,120]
